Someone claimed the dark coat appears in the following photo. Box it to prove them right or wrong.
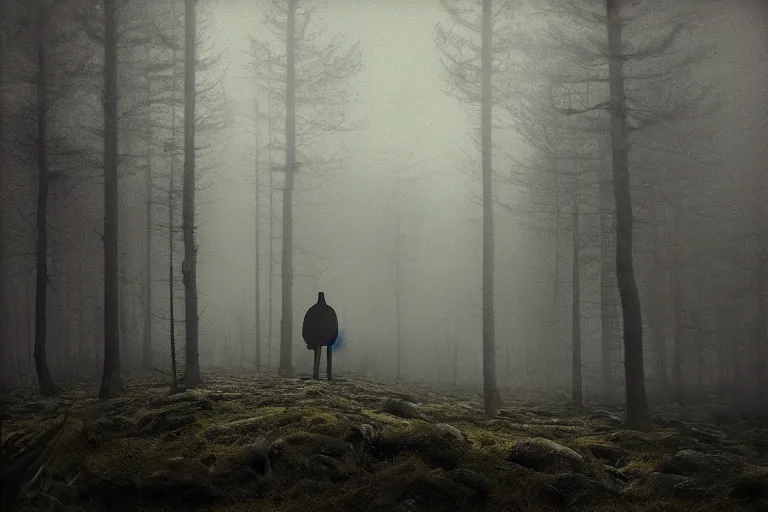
[302,292,338,349]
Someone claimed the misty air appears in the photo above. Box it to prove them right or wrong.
[1,0,767,510]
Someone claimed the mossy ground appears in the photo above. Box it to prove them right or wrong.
[2,369,767,511]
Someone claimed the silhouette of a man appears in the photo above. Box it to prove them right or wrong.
[302,292,338,380]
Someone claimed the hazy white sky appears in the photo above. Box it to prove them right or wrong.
[186,0,768,378]
[198,0,482,370]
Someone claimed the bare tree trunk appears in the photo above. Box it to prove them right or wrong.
[169,215,178,393]
[395,170,402,380]
[99,0,122,399]
[571,193,582,408]
[34,3,56,397]
[599,164,622,402]
[606,0,649,429]
[753,226,767,405]
[280,0,297,374]
[142,73,153,370]
[169,141,177,393]
[182,0,201,388]
[481,0,499,417]
[649,189,667,392]
[168,3,179,394]
[254,110,261,369]
[452,303,459,386]
[118,269,129,372]
[0,0,6,376]
[267,79,274,369]
[672,196,684,403]
[239,313,245,368]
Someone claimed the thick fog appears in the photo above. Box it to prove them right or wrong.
[1,0,767,414]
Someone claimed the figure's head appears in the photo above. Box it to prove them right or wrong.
[318,292,325,304]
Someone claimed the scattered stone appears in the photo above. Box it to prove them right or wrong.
[588,410,623,426]
[585,442,629,467]
[346,423,381,449]
[506,437,588,474]
[380,398,428,420]
[435,423,465,443]
[624,472,700,499]
[376,425,468,470]
[657,449,746,481]
[313,453,351,482]
[730,472,768,501]
[243,438,272,475]
[606,430,651,449]
[444,468,491,502]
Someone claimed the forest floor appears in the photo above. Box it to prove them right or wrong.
[2,369,768,511]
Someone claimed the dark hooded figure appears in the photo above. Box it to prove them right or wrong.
[302,292,338,380]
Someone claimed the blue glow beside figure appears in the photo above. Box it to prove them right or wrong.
[331,328,345,353]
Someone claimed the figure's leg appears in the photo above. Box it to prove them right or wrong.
[313,348,321,379]
[327,345,333,381]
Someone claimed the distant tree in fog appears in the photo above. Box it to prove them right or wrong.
[180,0,202,388]
[435,0,507,416]
[100,0,121,399]
[532,0,718,425]
[0,0,6,368]
[247,0,363,374]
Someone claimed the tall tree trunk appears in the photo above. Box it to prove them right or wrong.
[672,196,684,403]
[599,157,619,399]
[571,193,582,408]
[168,3,179,394]
[649,189,667,391]
[99,0,121,399]
[481,0,499,417]
[606,0,649,428]
[280,0,297,374]
[451,302,458,386]
[0,0,6,378]
[142,73,153,370]
[169,128,177,393]
[239,313,245,368]
[254,109,261,369]
[267,79,274,369]
[754,222,767,405]
[182,0,201,388]
[169,195,178,393]
[119,270,129,372]
[34,4,56,397]
[395,169,402,380]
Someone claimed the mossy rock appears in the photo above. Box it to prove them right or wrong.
[506,437,588,474]
[657,449,746,481]
[375,421,469,470]
[729,470,768,501]
[380,398,429,421]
